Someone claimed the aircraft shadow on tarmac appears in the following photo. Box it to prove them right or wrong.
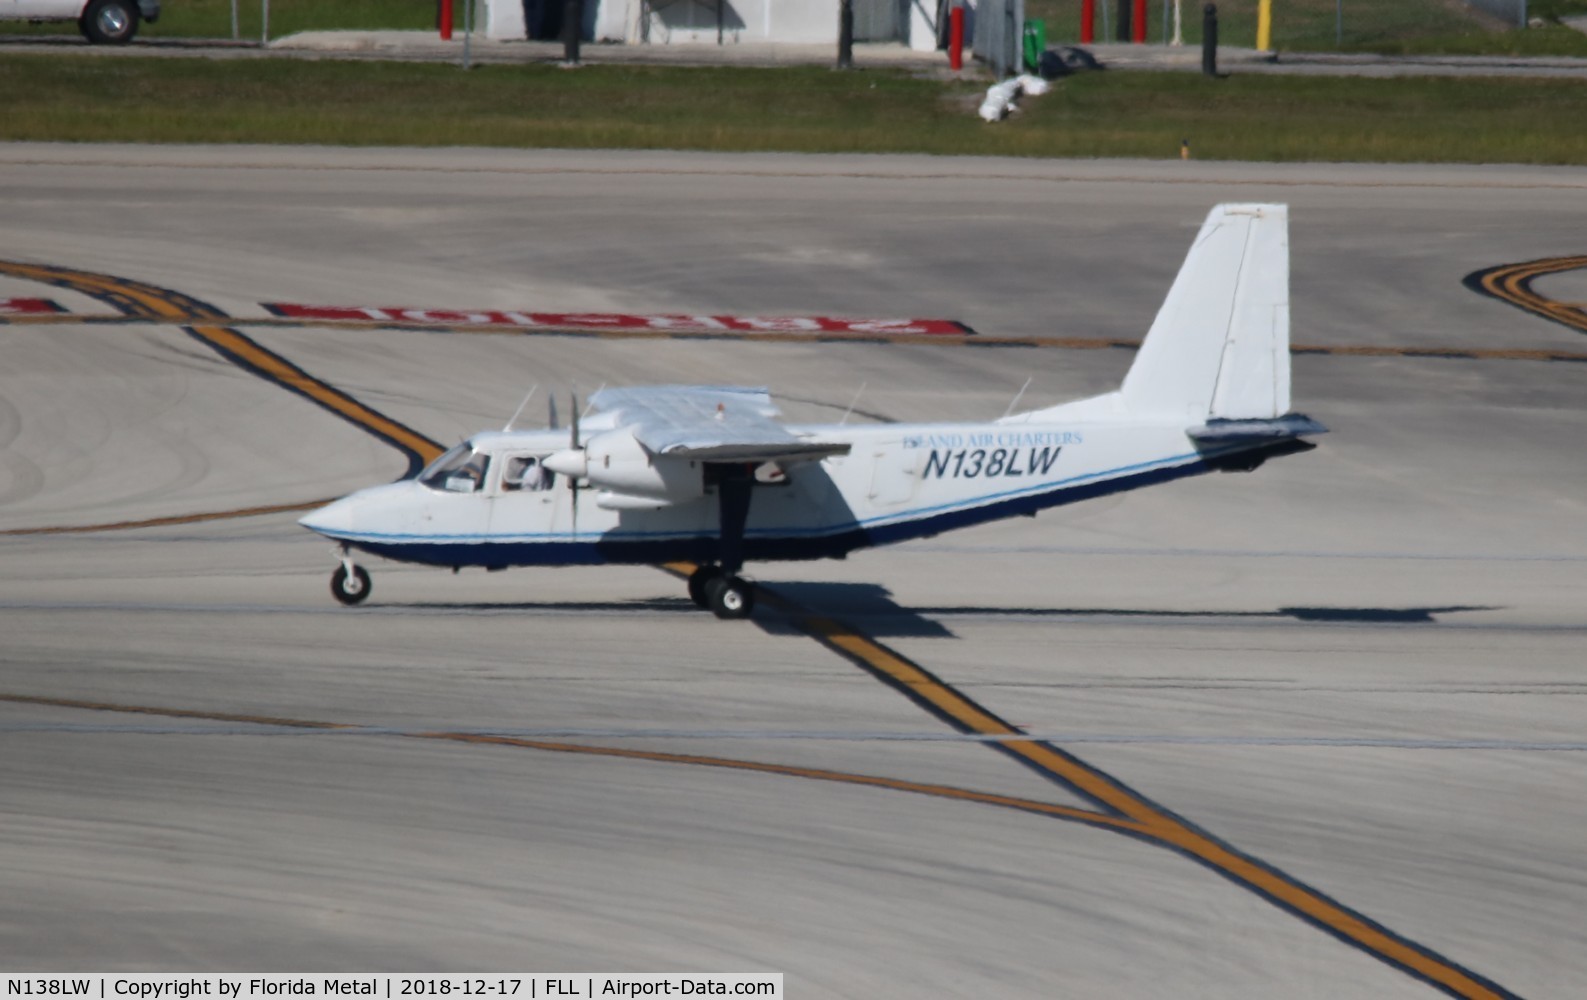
[373,591,1495,637]
[751,583,1499,638]
[903,603,1497,625]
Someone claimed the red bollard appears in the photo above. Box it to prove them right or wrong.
[1132,0,1146,42]
[948,5,964,69]
[1080,0,1094,43]
[439,0,453,40]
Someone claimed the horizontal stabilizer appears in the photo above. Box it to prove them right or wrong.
[1188,414,1328,446]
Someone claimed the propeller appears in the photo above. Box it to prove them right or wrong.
[541,391,592,533]
[568,392,581,534]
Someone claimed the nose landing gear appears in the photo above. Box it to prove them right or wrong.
[330,549,371,606]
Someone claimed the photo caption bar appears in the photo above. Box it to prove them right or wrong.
[2,977,781,1000]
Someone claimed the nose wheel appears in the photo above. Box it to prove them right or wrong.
[686,564,754,620]
[331,562,372,606]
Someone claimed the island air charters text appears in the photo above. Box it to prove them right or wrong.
[4,978,779,1000]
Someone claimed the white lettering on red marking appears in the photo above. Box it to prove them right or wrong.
[263,304,970,337]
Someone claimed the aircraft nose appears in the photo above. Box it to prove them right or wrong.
[298,494,359,537]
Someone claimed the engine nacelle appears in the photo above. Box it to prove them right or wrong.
[543,429,705,503]
[594,491,673,511]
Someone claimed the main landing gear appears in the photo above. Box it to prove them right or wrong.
[685,470,757,620]
[330,549,371,606]
[687,564,755,620]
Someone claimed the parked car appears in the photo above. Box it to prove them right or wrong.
[2,0,160,44]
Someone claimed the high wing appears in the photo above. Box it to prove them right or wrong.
[589,385,850,463]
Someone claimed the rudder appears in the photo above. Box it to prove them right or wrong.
[1119,204,1290,422]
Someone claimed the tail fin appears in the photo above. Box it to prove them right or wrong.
[1119,203,1290,422]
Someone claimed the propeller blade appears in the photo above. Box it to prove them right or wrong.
[569,391,581,535]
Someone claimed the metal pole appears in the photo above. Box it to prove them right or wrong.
[1005,1,1015,74]
[562,0,582,64]
[1201,2,1217,76]
[261,0,269,44]
[463,0,473,69]
[230,0,237,40]
[1520,0,1527,29]
[837,0,853,69]
[1172,0,1183,45]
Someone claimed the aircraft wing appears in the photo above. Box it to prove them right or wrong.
[589,385,850,463]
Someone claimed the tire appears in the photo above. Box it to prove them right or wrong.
[704,575,754,620]
[331,564,372,606]
[686,565,721,609]
[80,0,139,45]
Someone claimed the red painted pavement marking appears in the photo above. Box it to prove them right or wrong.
[264,304,972,337]
[0,298,65,315]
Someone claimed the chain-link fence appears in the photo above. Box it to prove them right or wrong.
[1023,0,1548,52]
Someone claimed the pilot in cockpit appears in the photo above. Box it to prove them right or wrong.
[506,455,551,492]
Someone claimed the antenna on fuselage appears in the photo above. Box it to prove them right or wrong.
[839,382,867,425]
[504,385,539,431]
[547,393,559,430]
[1001,377,1034,419]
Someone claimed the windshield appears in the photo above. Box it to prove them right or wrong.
[418,442,490,493]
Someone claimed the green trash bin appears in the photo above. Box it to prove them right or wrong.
[1022,19,1046,73]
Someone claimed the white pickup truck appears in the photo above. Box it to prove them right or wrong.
[2,0,161,44]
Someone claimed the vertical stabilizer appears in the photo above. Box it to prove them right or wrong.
[1119,204,1290,421]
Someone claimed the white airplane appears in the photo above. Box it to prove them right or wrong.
[300,203,1324,618]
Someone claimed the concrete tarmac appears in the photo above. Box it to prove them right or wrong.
[1,146,1584,998]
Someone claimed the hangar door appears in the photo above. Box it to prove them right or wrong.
[852,0,905,41]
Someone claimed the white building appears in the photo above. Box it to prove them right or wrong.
[487,0,962,53]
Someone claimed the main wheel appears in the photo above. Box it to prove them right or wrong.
[704,574,754,620]
[80,0,139,44]
[686,565,721,609]
[330,564,372,606]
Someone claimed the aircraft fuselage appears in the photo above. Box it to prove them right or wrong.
[301,418,1237,570]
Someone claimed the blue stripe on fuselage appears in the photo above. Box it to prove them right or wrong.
[330,452,1212,569]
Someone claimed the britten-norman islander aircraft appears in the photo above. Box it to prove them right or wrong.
[300,204,1325,619]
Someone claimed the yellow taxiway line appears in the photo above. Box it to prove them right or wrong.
[771,599,1512,1000]
[1467,256,1587,337]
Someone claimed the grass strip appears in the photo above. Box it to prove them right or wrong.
[5,55,1587,164]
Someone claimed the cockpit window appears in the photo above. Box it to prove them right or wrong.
[419,442,490,494]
